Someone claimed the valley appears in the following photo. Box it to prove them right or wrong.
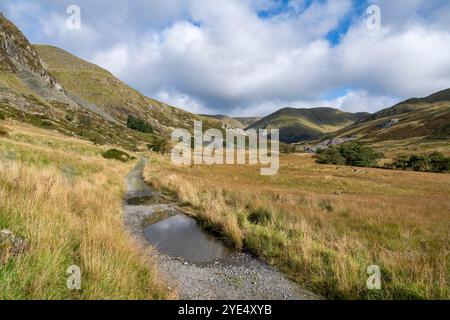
[0,9,449,302]
[144,152,450,299]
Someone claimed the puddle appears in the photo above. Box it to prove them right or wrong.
[127,196,162,206]
[143,214,234,264]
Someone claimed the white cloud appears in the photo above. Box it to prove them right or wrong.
[155,90,214,115]
[91,45,129,76]
[2,0,450,117]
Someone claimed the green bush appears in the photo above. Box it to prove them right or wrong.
[147,135,170,155]
[65,113,74,122]
[316,143,382,167]
[101,149,133,162]
[281,143,297,154]
[316,148,345,165]
[429,152,450,173]
[79,115,91,127]
[127,115,153,134]
[390,152,450,173]
[338,143,383,167]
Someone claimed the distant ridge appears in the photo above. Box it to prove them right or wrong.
[320,88,450,143]
[247,107,369,143]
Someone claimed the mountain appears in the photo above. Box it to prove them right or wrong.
[199,114,247,129]
[247,107,369,143]
[0,13,218,150]
[199,114,262,130]
[234,117,262,128]
[34,45,200,131]
[325,89,450,143]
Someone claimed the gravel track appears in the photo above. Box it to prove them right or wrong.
[123,158,319,300]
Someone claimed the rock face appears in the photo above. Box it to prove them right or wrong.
[378,118,400,129]
[0,229,28,264]
[304,136,357,153]
[0,13,66,98]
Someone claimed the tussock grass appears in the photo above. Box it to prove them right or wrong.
[0,121,171,300]
[145,153,450,300]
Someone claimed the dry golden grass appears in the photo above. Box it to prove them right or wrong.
[145,153,450,300]
[0,121,171,300]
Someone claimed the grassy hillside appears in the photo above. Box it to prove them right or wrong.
[199,114,248,129]
[249,107,369,143]
[145,153,450,300]
[234,117,262,128]
[325,91,450,144]
[34,45,199,132]
[0,14,226,152]
[0,120,172,299]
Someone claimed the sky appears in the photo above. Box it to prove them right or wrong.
[1,0,450,116]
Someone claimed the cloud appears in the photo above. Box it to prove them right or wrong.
[1,0,450,116]
[155,90,214,115]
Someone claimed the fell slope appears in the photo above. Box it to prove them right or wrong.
[34,45,199,131]
[234,117,262,128]
[328,88,450,143]
[248,107,368,143]
[0,13,219,150]
[199,114,247,129]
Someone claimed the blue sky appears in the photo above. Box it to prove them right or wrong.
[1,0,450,116]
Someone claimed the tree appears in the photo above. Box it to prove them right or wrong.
[127,115,154,134]
[316,143,382,167]
[408,155,430,172]
[316,148,346,165]
[429,152,450,173]
[148,136,170,155]
[392,155,409,170]
[390,152,450,173]
[337,143,382,167]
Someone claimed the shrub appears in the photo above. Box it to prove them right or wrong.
[79,115,91,128]
[127,115,153,134]
[408,154,430,172]
[41,120,52,128]
[281,143,296,154]
[101,149,133,162]
[391,152,450,173]
[65,113,74,122]
[429,152,450,173]
[0,112,5,120]
[148,135,170,155]
[316,148,345,165]
[316,143,382,167]
[337,143,383,167]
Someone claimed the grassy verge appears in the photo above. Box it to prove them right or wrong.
[0,121,171,299]
[145,153,449,300]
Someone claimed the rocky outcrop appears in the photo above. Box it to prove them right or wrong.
[0,12,65,96]
[0,229,28,264]
[378,118,400,129]
[304,136,357,153]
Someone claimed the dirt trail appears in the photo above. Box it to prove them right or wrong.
[123,158,319,300]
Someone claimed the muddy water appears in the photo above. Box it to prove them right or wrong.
[143,213,233,264]
[126,196,162,206]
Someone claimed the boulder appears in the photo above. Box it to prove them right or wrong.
[0,229,28,263]
[378,118,400,129]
